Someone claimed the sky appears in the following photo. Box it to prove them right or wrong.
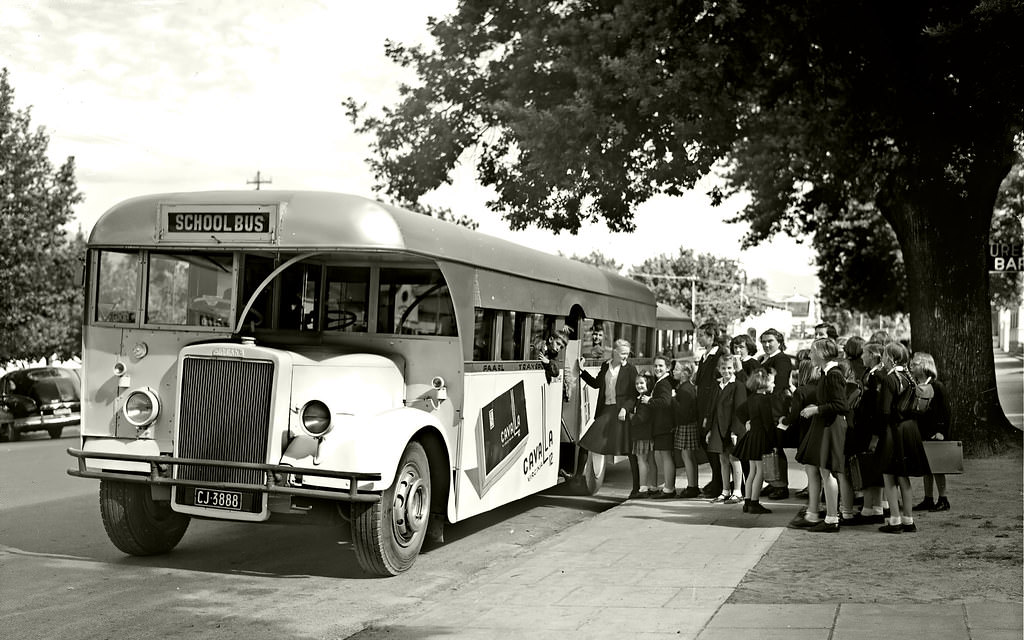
[1,0,819,300]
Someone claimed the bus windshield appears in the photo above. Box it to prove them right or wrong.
[94,250,234,327]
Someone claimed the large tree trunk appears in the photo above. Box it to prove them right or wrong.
[881,162,1022,456]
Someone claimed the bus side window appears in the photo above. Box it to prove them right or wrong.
[473,308,498,360]
[240,255,274,329]
[279,262,321,331]
[499,310,525,360]
[325,266,369,333]
[378,268,457,336]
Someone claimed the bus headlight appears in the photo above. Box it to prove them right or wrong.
[123,388,160,427]
[300,400,332,437]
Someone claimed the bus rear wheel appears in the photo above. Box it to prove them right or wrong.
[99,480,190,556]
[351,441,431,576]
[579,450,608,496]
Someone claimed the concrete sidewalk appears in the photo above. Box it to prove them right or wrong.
[354,463,1022,640]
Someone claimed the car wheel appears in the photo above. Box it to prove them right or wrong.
[351,441,431,576]
[99,480,190,556]
[7,425,20,442]
[48,426,63,439]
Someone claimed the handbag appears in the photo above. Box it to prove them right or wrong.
[847,455,864,491]
[923,440,964,474]
[762,451,781,482]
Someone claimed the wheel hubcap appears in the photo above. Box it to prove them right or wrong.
[392,464,429,545]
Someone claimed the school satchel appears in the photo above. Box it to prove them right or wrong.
[762,451,781,482]
[923,440,964,474]
[897,373,935,416]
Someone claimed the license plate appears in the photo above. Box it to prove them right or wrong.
[54,407,71,417]
[194,488,243,511]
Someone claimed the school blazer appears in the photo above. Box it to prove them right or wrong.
[694,347,725,426]
[580,361,639,416]
[647,374,675,435]
[711,380,747,439]
[761,350,794,422]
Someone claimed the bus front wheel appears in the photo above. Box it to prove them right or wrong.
[351,441,431,576]
[580,450,608,496]
[99,480,190,556]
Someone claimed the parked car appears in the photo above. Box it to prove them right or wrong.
[0,367,81,441]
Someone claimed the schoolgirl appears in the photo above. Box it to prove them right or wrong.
[646,356,677,498]
[846,342,887,525]
[910,352,952,512]
[779,360,820,500]
[706,355,746,504]
[790,338,848,533]
[730,334,760,383]
[875,342,930,533]
[628,372,657,497]
[734,368,776,514]
[671,359,702,498]
[759,328,793,500]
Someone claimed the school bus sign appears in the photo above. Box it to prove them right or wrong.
[989,243,1023,272]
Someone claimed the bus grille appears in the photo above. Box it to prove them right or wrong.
[175,357,274,485]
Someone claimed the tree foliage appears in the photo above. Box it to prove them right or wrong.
[628,249,766,326]
[0,68,83,365]
[563,249,622,273]
[353,2,1024,451]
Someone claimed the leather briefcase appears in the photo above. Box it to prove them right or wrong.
[923,440,964,474]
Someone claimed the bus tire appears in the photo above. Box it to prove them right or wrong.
[580,450,608,496]
[48,426,63,439]
[99,480,190,556]
[351,441,430,576]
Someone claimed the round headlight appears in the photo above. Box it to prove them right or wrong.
[300,400,332,437]
[123,388,160,427]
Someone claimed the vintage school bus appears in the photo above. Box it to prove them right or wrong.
[68,191,656,576]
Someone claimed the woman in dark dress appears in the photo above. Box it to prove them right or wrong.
[911,352,952,512]
[577,339,640,495]
[790,338,848,533]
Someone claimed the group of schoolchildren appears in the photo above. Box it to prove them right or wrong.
[617,322,951,534]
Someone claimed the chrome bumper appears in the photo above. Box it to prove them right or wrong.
[67,448,382,503]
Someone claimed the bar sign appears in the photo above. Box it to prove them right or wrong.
[989,243,1023,272]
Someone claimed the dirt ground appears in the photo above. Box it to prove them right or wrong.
[730,451,1024,604]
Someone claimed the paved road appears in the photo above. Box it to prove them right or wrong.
[0,433,622,640]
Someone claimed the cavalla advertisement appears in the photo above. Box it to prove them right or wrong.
[461,378,558,509]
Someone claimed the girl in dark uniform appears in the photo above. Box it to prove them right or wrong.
[790,338,848,533]
[734,368,776,514]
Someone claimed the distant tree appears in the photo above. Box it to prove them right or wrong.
[0,68,83,365]
[628,249,765,326]
[563,250,622,273]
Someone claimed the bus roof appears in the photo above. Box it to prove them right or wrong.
[656,303,695,331]
[90,190,654,305]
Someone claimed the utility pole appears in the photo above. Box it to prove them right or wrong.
[247,170,272,190]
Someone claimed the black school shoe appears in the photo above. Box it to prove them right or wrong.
[931,497,951,512]
[765,487,789,500]
[912,497,935,511]
[878,523,903,534]
[678,487,701,499]
[808,520,839,533]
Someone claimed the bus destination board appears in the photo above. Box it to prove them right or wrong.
[158,203,277,244]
